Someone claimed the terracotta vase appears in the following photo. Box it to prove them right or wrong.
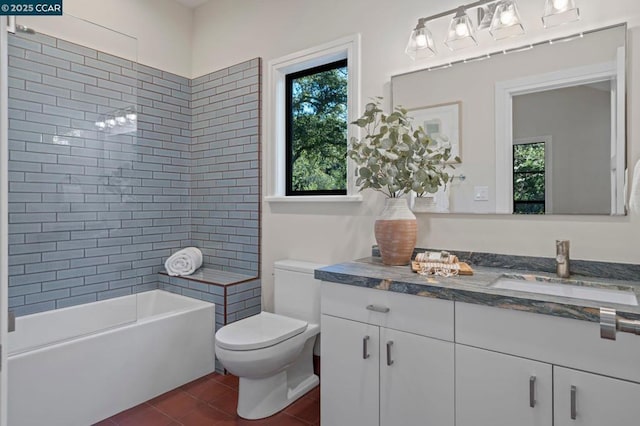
[374,198,417,266]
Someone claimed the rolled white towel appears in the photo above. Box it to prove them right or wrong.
[165,247,203,276]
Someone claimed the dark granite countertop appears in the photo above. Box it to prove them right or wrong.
[315,256,640,323]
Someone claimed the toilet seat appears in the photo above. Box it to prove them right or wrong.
[215,311,308,351]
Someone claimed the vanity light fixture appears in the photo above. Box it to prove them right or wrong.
[489,0,525,40]
[542,0,580,28]
[445,7,478,50]
[405,19,437,59]
[405,0,580,60]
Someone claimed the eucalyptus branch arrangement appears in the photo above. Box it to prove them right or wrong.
[348,98,460,198]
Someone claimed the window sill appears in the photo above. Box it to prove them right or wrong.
[265,195,363,203]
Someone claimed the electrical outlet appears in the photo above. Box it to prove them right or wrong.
[474,186,489,201]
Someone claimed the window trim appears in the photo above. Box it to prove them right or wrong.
[285,59,348,196]
[265,34,361,202]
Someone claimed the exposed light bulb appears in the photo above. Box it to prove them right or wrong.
[415,33,428,47]
[455,22,469,37]
[106,118,116,127]
[95,121,106,130]
[115,115,127,125]
[500,8,515,25]
[126,112,137,121]
[552,0,569,10]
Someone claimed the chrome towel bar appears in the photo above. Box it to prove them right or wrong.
[600,307,640,340]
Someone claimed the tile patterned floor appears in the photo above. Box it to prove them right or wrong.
[94,373,320,426]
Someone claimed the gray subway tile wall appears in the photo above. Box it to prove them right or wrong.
[7,31,261,316]
[190,58,261,277]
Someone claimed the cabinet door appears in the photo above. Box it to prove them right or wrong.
[456,345,552,426]
[321,314,379,426]
[554,366,640,426]
[380,328,454,426]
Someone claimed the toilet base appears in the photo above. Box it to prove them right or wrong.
[236,337,319,420]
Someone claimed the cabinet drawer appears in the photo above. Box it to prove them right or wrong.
[321,281,454,341]
[456,302,640,383]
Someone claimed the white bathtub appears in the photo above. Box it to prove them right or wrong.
[7,290,216,426]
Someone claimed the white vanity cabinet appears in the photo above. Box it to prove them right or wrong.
[321,281,640,425]
[456,301,640,426]
[456,344,640,426]
[553,367,640,426]
[320,282,455,426]
[455,345,553,426]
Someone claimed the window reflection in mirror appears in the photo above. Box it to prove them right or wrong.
[513,141,546,214]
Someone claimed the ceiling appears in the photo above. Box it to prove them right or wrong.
[173,0,209,8]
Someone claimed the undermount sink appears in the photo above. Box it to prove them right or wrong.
[491,275,639,306]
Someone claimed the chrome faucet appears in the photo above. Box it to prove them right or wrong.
[555,240,570,278]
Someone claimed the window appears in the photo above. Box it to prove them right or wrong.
[285,59,348,196]
[513,141,546,214]
[265,34,360,201]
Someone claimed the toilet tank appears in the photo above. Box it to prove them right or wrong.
[274,260,325,324]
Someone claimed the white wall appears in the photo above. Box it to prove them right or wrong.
[192,0,640,311]
[17,0,193,77]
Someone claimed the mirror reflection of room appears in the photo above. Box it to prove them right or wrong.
[512,82,612,215]
[392,24,626,216]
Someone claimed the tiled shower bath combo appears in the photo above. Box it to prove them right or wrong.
[5,26,261,424]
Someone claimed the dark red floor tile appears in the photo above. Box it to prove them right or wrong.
[262,412,310,426]
[151,388,200,419]
[284,393,321,424]
[107,373,320,426]
[109,403,149,423]
[92,419,116,425]
[212,373,240,390]
[209,388,240,416]
[305,386,320,401]
[183,375,236,403]
[179,403,235,425]
[116,404,175,426]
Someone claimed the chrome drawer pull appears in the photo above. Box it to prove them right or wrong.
[386,341,394,366]
[529,376,536,408]
[570,385,577,420]
[363,336,370,359]
[366,304,390,313]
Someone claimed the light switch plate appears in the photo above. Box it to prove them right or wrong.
[474,186,489,201]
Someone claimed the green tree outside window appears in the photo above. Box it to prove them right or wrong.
[287,60,348,194]
[513,142,545,214]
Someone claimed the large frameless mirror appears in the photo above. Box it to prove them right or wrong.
[392,24,627,215]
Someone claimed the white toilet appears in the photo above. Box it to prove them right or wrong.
[214,259,323,420]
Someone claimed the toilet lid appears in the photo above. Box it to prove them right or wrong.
[215,311,308,351]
